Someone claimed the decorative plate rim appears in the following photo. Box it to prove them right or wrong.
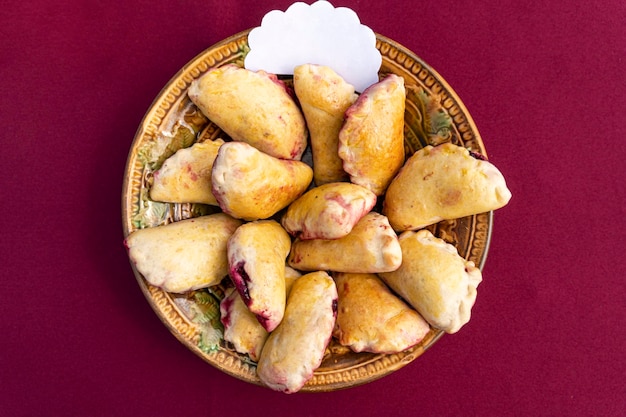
[122,28,492,392]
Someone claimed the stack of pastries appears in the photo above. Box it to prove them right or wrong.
[124,63,512,393]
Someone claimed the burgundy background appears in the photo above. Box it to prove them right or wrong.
[2,1,625,416]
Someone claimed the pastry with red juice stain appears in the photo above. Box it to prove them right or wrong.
[287,212,401,273]
[281,182,376,240]
[227,220,291,332]
[256,271,337,393]
[220,267,301,362]
[220,287,268,362]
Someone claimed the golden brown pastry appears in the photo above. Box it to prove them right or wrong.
[124,213,242,293]
[227,220,291,332]
[333,272,430,354]
[150,139,224,205]
[283,266,302,295]
[338,74,406,195]
[379,229,483,334]
[293,64,357,185]
[212,141,313,221]
[383,143,512,231]
[281,182,377,240]
[287,212,402,273]
[219,267,301,362]
[188,64,307,160]
[256,271,337,393]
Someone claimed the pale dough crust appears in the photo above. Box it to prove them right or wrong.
[150,139,224,205]
[383,143,512,231]
[212,141,313,221]
[379,229,483,334]
[220,287,268,362]
[188,64,307,160]
[256,271,337,393]
[124,214,242,293]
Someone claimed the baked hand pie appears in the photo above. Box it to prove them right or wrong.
[383,142,512,231]
[212,141,313,221]
[227,220,291,332]
[219,287,268,362]
[293,64,357,185]
[379,229,483,333]
[287,212,402,273]
[256,271,337,394]
[220,267,302,362]
[150,139,224,205]
[333,272,430,354]
[338,74,406,196]
[124,213,242,293]
[281,182,377,240]
[188,64,307,160]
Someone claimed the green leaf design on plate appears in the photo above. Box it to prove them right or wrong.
[189,289,224,353]
[138,103,209,171]
[189,203,222,218]
[152,123,197,170]
[239,42,251,57]
[132,186,169,229]
[415,86,455,145]
[132,103,211,229]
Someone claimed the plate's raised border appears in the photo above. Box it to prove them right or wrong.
[122,29,491,392]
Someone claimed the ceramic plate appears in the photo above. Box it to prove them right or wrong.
[122,29,491,392]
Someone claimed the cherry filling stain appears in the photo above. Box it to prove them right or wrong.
[469,150,488,161]
[327,193,350,210]
[185,163,198,181]
[220,296,234,327]
[289,146,302,159]
[326,193,354,225]
[290,251,302,264]
[230,261,252,306]
[255,314,271,329]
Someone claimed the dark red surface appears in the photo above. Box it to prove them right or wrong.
[2,1,625,416]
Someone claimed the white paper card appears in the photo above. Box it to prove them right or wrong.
[245,1,382,93]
